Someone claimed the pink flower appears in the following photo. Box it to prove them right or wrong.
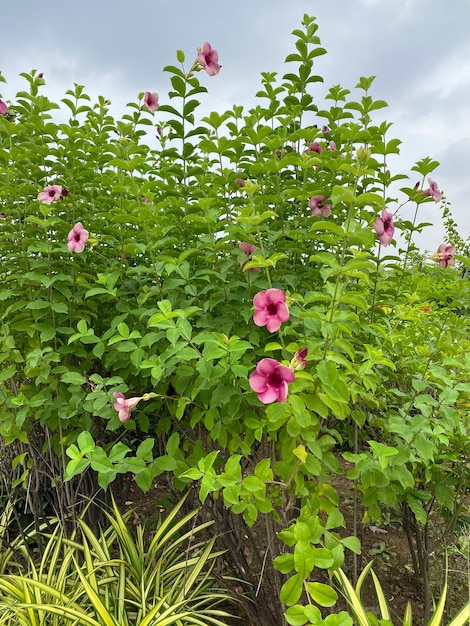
[235,177,246,188]
[197,42,221,76]
[430,244,455,268]
[143,91,159,112]
[239,242,258,256]
[113,392,143,422]
[309,195,332,217]
[239,241,260,272]
[374,209,395,247]
[329,140,337,151]
[423,178,442,202]
[67,222,89,253]
[305,141,323,154]
[290,348,308,371]
[249,358,296,404]
[38,185,62,204]
[0,100,7,115]
[322,125,330,134]
[253,288,290,332]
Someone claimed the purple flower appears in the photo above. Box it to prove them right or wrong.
[197,42,221,76]
[67,222,89,253]
[374,209,395,247]
[322,125,330,134]
[0,100,7,115]
[38,185,62,204]
[290,348,308,371]
[253,288,290,332]
[249,358,296,404]
[143,91,159,112]
[309,195,332,217]
[431,244,455,268]
[423,178,442,202]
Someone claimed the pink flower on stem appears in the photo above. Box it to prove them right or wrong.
[430,244,455,268]
[113,392,143,422]
[309,195,332,217]
[0,100,7,115]
[423,178,442,202]
[38,185,63,204]
[253,288,290,332]
[249,358,296,404]
[239,242,258,256]
[329,140,337,151]
[239,242,260,272]
[290,348,308,371]
[197,42,221,76]
[374,209,395,247]
[67,222,89,253]
[143,91,159,112]
[322,125,330,134]
[304,141,323,154]
[113,391,156,422]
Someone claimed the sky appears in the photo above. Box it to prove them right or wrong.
[1,0,469,253]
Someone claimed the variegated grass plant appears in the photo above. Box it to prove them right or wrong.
[334,561,470,626]
[0,496,235,625]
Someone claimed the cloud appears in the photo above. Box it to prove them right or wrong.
[412,42,470,100]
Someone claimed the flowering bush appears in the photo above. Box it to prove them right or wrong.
[0,14,469,624]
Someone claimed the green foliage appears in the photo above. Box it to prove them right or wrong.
[0,11,469,625]
[0,496,234,625]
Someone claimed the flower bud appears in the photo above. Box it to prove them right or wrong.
[290,348,308,371]
[357,147,371,165]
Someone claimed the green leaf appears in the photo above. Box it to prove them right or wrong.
[341,536,361,555]
[305,581,338,607]
[311,548,335,569]
[158,299,173,316]
[136,438,155,460]
[273,552,295,574]
[330,185,355,206]
[280,573,303,606]
[285,605,308,626]
[0,365,16,382]
[61,372,87,385]
[294,541,315,577]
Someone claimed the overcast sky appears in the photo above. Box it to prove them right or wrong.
[2,0,469,253]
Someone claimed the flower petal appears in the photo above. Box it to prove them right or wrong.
[249,371,268,393]
[258,386,281,404]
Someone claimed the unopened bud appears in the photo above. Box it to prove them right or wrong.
[290,348,308,371]
[357,147,371,165]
